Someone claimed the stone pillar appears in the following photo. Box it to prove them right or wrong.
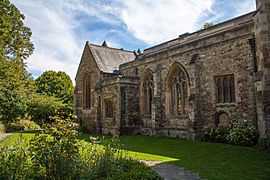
[254,0,270,139]
[151,64,163,135]
[187,59,200,140]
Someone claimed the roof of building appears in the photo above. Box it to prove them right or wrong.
[88,42,135,73]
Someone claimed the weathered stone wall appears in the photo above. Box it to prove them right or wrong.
[120,12,257,139]
[254,0,270,138]
[75,43,101,132]
[100,78,120,135]
[99,76,141,135]
[75,4,270,140]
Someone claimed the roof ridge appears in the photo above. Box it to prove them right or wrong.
[88,42,134,53]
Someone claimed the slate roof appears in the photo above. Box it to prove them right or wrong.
[88,43,135,73]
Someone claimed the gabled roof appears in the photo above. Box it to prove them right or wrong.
[88,42,135,73]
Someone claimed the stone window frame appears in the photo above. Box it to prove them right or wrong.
[83,74,91,109]
[141,70,154,117]
[166,63,190,118]
[104,98,114,118]
[214,74,236,105]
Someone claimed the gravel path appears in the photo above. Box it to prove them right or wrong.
[0,133,12,141]
[141,160,201,180]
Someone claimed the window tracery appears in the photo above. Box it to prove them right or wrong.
[215,74,235,103]
[167,64,189,116]
[142,71,154,116]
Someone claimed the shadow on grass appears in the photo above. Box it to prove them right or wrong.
[79,133,270,180]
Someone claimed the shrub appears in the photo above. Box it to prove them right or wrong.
[94,157,162,180]
[0,116,161,179]
[5,119,40,132]
[226,119,258,146]
[27,94,73,125]
[0,137,32,179]
[203,126,229,143]
[29,115,82,179]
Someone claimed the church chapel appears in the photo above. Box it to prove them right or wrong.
[74,0,270,140]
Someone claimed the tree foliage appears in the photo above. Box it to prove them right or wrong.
[35,71,74,104]
[27,93,73,125]
[201,22,214,30]
[0,0,34,61]
[0,57,35,123]
[0,0,35,123]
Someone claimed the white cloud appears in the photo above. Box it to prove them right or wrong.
[10,0,83,83]
[10,0,256,83]
[116,0,214,44]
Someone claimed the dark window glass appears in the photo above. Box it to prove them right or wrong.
[215,74,235,103]
[84,75,91,109]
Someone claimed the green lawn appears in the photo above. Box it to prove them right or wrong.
[2,133,270,180]
[80,134,270,180]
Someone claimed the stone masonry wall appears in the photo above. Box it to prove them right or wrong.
[75,8,266,139]
[75,43,101,132]
[100,79,120,135]
[254,0,270,138]
[120,14,257,138]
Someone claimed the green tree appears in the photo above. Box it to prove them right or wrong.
[35,71,74,104]
[0,0,34,61]
[0,57,35,123]
[0,0,34,123]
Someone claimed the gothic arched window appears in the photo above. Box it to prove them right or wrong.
[83,74,91,109]
[142,71,154,116]
[167,64,189,116]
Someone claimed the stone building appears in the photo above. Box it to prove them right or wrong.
[74,0,270,140]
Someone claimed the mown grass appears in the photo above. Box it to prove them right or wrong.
[0,132,35,146]
[80,134,270,180]
[2,133,270,180]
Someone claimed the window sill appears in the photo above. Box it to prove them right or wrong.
[215,102,236,107]
[170,115,189,119]
[105,117,114,120]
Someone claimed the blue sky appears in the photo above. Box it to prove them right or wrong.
[11,0,256,82]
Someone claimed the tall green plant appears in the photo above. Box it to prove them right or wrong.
[29,116,82,179]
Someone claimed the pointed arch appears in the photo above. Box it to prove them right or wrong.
[141,70,154,116]
[83,74,91,109]
[166,63,190,117]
